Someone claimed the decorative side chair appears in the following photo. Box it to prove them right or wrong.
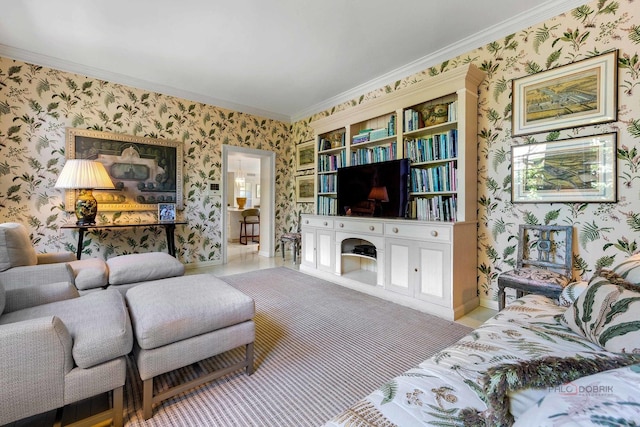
[497,224,574,310]
[280,212,301,263]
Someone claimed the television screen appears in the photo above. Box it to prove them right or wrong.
[337,159,410,218]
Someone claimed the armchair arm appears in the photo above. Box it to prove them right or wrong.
[37,252,77,264]
[4,281,79,313]
[0,263,76,291]
[0,316,72,425]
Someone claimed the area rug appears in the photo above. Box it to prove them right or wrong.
[123,267,472,426]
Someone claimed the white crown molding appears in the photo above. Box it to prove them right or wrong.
[0,44,290,123]
[291,0,587,123]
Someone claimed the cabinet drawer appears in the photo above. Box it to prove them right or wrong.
[334,219,383,235]
[303,217,334,229]
[385,223,451,242]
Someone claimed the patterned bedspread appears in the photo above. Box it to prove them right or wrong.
[323,295,624,427]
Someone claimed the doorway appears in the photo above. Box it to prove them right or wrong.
[221,145,276,264]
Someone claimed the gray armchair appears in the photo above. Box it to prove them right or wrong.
[0,280,133,426]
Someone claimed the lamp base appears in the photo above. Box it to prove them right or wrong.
[75,189,98,226]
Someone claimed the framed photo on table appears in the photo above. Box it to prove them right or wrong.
[511,50,617,136]
[158,203,176,221]
[511,132,617,203]
[65,128,183,212]
[296,140,315,171]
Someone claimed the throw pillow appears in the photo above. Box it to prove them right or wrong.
[460,353,640,427]
[558,280,588,307]
[0,223,37,272]
[610,253,640,288]
[513,364,640,426]
[559,272,640,353]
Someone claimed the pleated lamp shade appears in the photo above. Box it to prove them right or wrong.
[55,159,114,225]
[55,159,115,190]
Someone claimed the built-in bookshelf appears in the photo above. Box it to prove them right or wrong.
[303,64,485,320]
[316,129,346,215]
[310,63,485,223]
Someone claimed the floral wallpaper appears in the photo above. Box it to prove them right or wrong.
[1,0,639,309]
[292,0,640,308]
[0,62,295,264]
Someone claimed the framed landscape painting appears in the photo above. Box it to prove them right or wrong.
[511,133,617,203]
[296,140,315,171]
[512,50,617,136]
[295,175,315,203]
[66,128,183,212]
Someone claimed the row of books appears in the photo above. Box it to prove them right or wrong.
[318,174,336,193]
[410,162,457,193]
[319,132,346,151]
[405,129,458,163]
[317,196,338,216]
[318,152,347,172]
[403,102,457,132]
[408,195,457,222]
[351,142,397,165]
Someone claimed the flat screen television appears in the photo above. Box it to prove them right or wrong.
[337,158,410,218]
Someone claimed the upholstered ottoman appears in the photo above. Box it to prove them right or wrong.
[125,274,255,419]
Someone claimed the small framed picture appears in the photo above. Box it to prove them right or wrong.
[158,203,176,222]
[295,175,315,203]
[296,140,315,171]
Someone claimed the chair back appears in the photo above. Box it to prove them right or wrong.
[517,224,573,277]
[241,208,260,222]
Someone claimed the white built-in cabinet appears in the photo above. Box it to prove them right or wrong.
[300,64,485,320]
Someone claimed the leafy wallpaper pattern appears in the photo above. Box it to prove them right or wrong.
[0,63,294,263]
[1,0,639,308]
[293,0,640,307]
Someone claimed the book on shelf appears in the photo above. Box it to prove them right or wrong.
[317,196,338,216]
[410,162,457,193]
[351,141,397,166]
[404,129,458,163]
[409,195,457,222]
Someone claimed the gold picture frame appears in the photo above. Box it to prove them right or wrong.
[296,140,315,171]
[65,128,183,212]
[511,50,617,136]
[511,132,617,203]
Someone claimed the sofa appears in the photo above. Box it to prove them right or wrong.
[324,256,640,426]
[0,222,182,425]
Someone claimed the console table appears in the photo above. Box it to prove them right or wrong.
[61,221,187,259]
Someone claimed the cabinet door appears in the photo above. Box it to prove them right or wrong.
[301,228,316,268]
[316,229,334,272]
[385,238,412,296]
[414,240,451,306]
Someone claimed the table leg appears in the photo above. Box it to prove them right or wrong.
[76,228,86,260]
[164,224,177,257]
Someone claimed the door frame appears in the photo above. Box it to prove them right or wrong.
[221,145,276,262]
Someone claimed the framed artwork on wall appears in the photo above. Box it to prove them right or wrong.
[296,140,315,171]
[511,132,617,203]
[511,50,617,136]
[65,128,183,212]
[295,175,315,203]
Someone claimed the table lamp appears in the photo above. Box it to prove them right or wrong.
[368,186,389,216]
[55,159,115,225]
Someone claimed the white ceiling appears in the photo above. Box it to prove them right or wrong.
[0,0,585,123]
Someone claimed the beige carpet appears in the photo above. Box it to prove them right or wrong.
[123,267,472,426]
